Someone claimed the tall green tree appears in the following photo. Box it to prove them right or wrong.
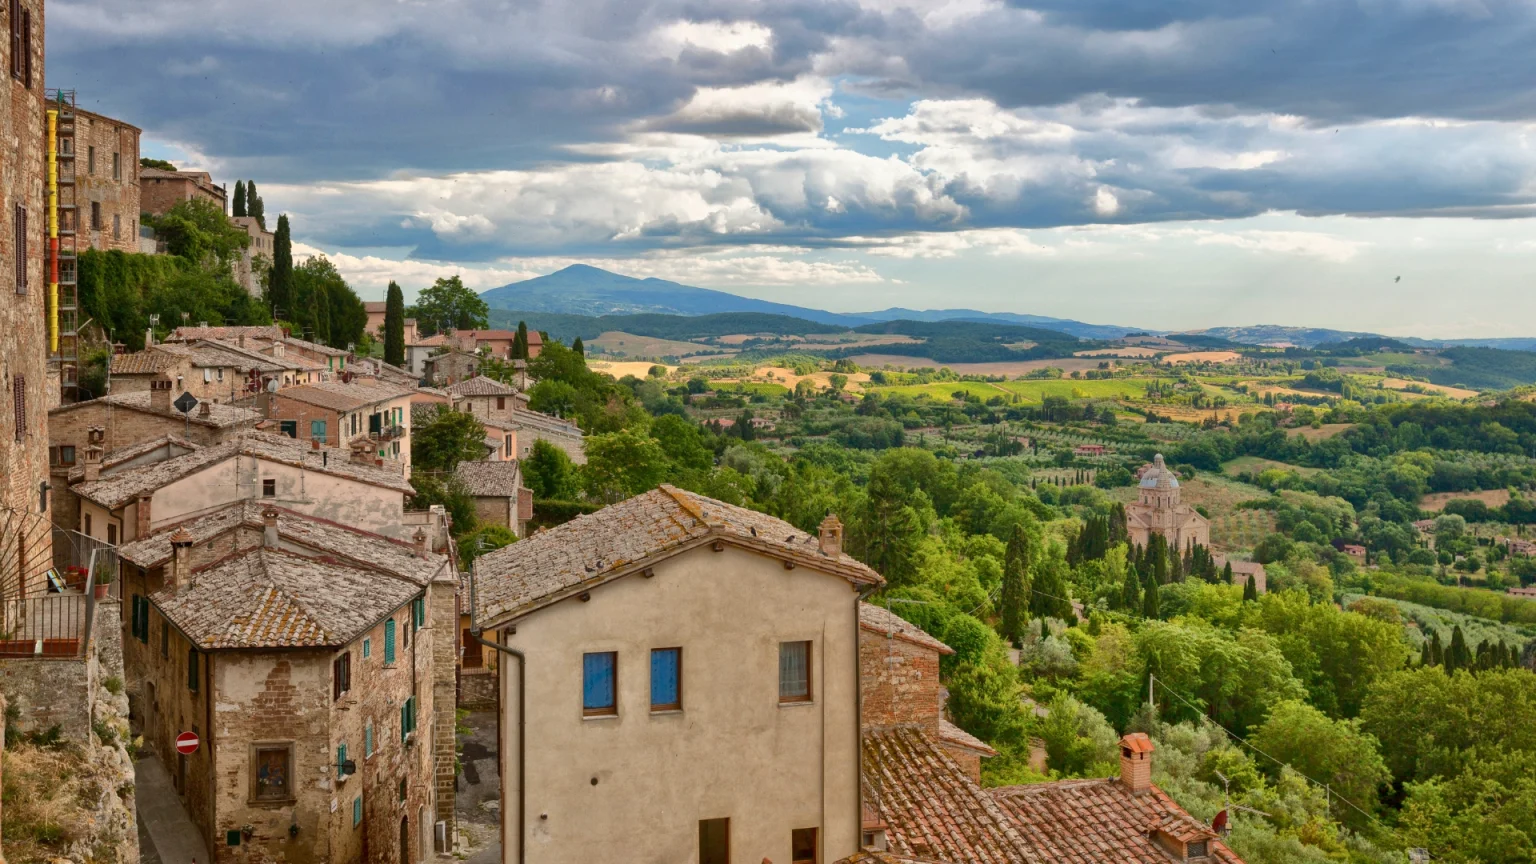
[1000,525,1032,644]
[1121,564,1142,612]
[384,281,406,366]
[148,198,251,268]
[522,439,580,500]
[572,336,584,356]
[1028,545,1074,621]
[1249,700,1390,827]
[411,406,487,472]
[269,214,293,319]
[289,256,365,348]
[1142,569,1161,619]
[232,180,247,217]
[411,275,488,336]
[1243,573,1257,602]
[582,429,668,502]
[514,320,531,360]
[1448,625,1470,672]
[247,180,265,229]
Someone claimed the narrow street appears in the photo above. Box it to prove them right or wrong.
[135,753,212,864]
[456,710,501,864]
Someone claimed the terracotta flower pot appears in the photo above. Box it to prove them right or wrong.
[94,583,109,600]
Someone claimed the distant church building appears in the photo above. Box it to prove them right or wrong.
[1127,454,1210,552]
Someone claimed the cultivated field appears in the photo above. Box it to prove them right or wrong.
[590,360,677,378]
[1222,456,1320,477]
[1074,347,1162,358]
[1161,351,1243,364]
[1419,489,1512,512]
[847,355,1117,375]
[591,331,734,358]
[1287,423,1355,442]
[869,378,1145,402]
[711,366,872,393]
[1379,377,1479,399]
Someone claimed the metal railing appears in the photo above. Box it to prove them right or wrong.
[0,532,118,660]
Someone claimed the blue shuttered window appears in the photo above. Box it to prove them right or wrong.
[651,648,681,711]
[582,652,617,716]
[365,722,373,757]
[384,619,396,664]
[337,743,348,778]
[353,795,362,827]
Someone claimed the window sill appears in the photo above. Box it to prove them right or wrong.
[650,708,683,716]
[581,713,619,722]
[247,798,297,808]
[778,699,816,709]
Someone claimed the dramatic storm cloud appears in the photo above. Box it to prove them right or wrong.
[48,0,1536,334]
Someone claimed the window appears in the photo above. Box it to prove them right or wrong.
[384,619,396,664]
[333,651,351,701]
[413,597,426,628]
[114,213,121,240]
[337,742,349,778]
[1188,840,1209,859]
[461,629,482,669]
[651,648,681,711]
[161,621,170,658]
[310,419,327,442]
[216,367,224,382]
[363,637,371,659]
[91,202,101,230]
[130,594,149,642]
[107,523,117,545]
[400,696,416,742]
[262,479,275,498]
[792,828,818,864]
[56,444,75,465]
[582,652,617,717]
[188,647,200,692]
[398,778,407,803]
[279,419,297,438]
[19,8,28,87]
[252,744,293,802]
[84,513,92,535]
[365,721,374,757]
[353,795,363,828]
[779,641,812,703]
[699,819,730,864]
[13,206,25,294]
[87,145,95,175]
[113,152,121,181]
[496,397,505,410]
[11,374,21,438]
[8,0,21,82]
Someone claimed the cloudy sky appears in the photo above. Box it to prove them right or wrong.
[50,0,1536,336]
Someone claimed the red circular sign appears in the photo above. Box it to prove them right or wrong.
[175,731,199,755]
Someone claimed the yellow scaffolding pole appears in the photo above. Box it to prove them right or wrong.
[46,107,58,354]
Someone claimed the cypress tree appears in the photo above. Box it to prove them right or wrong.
[1148,534,1169,584]
[1223,560,1235,588]
[384,281,406,367]
[1029,553,1072,621]
[247,180,265,229]
[1430,630,1444,667]
[1142,569,1161,619]
[233,180,247,217]
[1121,564,1141,612]
[514,321,530,360]
[573,336,585,356]
[1169,543,1184,583]
[1000,525,1031,644]
[1420,641,1432,666]
[270,214,293,319]
[1449,625,1469,671]
[1243,573,1258,602]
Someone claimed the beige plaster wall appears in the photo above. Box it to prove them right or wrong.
[497,543,862,864]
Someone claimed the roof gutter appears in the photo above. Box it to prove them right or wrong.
[469,556,526,864]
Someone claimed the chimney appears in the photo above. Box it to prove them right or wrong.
[82,443,103,483]
[412,527,428,559]
[238,334,246,349]
[262,507,280,547]
[135,494,152,540]
[818,513,844,557]
[1119,733,1154,795]
[351,439,373,465]
[198,400,212,418]
[145,327,154,348]
[168,527,195,590]
[150,378,173,413]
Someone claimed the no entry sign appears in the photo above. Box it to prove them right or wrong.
[176,731,199,755]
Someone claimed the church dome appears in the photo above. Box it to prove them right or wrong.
[1139,453,1179,489]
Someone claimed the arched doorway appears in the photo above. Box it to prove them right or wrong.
[400,814,410,864]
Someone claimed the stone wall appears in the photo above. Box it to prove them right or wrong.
[458,669,496,711]
[49,399,249,458]
[75,107,141,254]
[858,627,944,732]
[430,577,459,839]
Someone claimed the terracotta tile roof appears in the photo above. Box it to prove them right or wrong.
[151,547,419,650]
[49,391,262,429]
[279,335,348,357]
[364,301,387,313]
[110,350,183,375]
[67,435,201,482]
[862,727,1037,864]
[497,406,583,439]
[118,501,448,585]
[835,852,957,864]
[989,778,1241,864]
[169,325,285,342]
[455,460,522,498]
[409,334,451,347]
[860,603,955,655]
[473,485,881,626]
[73,431,413,509]
[274,379,414,412]
[939,719,998,758]
[447,375,516,397]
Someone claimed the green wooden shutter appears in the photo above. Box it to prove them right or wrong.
[337,743,347,777]
[365,722,373,756]
[353,796,362,827]
[384,620,396,664]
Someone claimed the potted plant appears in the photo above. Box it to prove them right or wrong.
[93,567,113,600]
[63,565,88,590]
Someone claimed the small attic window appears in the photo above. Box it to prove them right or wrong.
[1187,840,1209,859]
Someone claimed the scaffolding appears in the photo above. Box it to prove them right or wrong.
[48,90,79,398]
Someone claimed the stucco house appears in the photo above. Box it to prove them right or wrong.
[470,486,883,864]
[268,378,416,476]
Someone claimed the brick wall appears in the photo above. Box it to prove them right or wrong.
[859,628,944,733]
[140,173,225,217]
[429,577,458,836]
[75,107,141,253]
[49,400,251,458]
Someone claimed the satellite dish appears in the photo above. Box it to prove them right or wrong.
[266,379,279,393]
[341,371,354,383]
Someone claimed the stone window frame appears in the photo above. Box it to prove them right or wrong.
[248,741,297,806]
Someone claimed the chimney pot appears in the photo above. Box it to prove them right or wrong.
[413,527,428,558]
[150,378,173,413]
[1119,733,1154,794]
[135,493,152,541]
[262,507,280,547]
[818,513,844,557]
[82,443,103,483]
[168,527,194,590]
[199,400,212,418]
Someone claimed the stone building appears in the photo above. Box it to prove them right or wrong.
[73,105,141,253]
[269,378,415,475]
[444,375,586,464]
[230,215,272,296]
[70,430,417,546]
[471,489,882,864]
[110,343,290,403]
[422,348,482,387]
[119,503,454,863]
[139,166,226,215]
[454,460,530,537]
[1126,454,1210,553]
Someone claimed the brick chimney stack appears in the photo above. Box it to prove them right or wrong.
[150,378,173,414]
[351,439,373,465]
[168,527,194,590]
[413,527,428,559]
[135,494,152,541]
[818,513,844,557]
[1119,733,1154,795]
[82,443,103,483]
[262,507,280,547]
[199,400,212,418]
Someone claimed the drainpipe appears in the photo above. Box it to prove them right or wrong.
[854,581,881,852]
[468,558,525,864]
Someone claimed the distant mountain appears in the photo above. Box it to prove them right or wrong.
[852,308,1140,340]
[1186,325,1383,349]
[478,265,871,327]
